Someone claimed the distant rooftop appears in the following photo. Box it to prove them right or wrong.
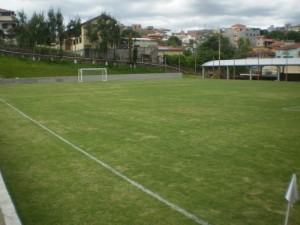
[202,58,300,67]
[0,8,14,13]
[231,24,246,28]
[277,43,300,50]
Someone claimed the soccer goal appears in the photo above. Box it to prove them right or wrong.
[78,68,108,82]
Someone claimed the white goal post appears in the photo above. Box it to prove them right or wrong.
[78,68,108,82]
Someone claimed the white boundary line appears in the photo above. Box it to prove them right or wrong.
[282,106,300,112]
[0,98,210,225]
[0,171,22,225]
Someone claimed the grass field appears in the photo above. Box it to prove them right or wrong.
[0,79,300,225]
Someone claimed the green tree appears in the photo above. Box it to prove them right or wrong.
[287,30,300,42]
[27,12,48,52]
[96,12,120,61]
[14,10,29,48]
[47,8,57,45]
[265,30,285,40]
[121,29,140,64]
[133,46,138,65]
[260,29,269,36]
[85,21,98,57]
[56,10,66,56]
[236,38,251,58]
[167,36,182,47]
[67,16,81,52]
[0,29,4,39]
[120,29,141,40]
[198,34,235,61]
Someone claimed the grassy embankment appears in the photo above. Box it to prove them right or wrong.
[0,55,169,78]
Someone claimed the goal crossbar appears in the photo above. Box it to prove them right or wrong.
[78,68,108,82]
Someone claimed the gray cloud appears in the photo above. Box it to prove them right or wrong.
[4,0,300,31]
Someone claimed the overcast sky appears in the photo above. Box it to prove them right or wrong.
[3,0,300,31]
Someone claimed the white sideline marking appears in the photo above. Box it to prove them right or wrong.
[282,106,300,112]
[0,98,210,225]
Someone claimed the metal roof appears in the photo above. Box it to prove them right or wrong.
[202,58,300,67]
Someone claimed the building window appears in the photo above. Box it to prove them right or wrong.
[2,24,8,29]
[1,12,12,16]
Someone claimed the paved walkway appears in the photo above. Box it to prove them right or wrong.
[0,171,22,225]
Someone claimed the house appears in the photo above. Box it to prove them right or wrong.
[0,8,16,41]
[256,36,277,47]
[156,45,183,63]
[276,44,300,58]
[147,33,163,40]
[249,46,275,58]
[132,24,142,30]
[133,38,158,47]
[224,24,260,47]
[65,15,110,57]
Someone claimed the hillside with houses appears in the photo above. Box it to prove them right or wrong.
[1,8,300,79]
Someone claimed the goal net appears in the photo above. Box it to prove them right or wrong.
[78,68,108,82]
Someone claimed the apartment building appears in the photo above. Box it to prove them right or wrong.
[224,24,260,47]
[0,8,16,40]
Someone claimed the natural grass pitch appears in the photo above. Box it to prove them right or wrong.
[0,79,299,225]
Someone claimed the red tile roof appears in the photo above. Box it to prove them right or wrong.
[277,43,300,50]
[231,24,246,28]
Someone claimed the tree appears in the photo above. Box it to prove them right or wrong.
[120,29,141,40]
[96,12,120,61]
[236,38,251,58]
[260,29,269,36]
[84,13,120,59]
[56,9,66,56]
[287,31,300,42]
[67,16,81,52]
[27,12,47,52]
[167,36,182,47]
[198,34,235,60]
[121,29,140,64]
[14,10,29,48]
[47,8,57,45]
[265,30,285,40]
[0,29,4,39]
[133,46,138,65]
[85,21,98,57]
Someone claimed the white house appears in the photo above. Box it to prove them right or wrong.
[276,44,300,58]
[0,8,16,40]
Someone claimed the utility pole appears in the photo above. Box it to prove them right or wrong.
[218,29,221,79]
[194,57,197,75]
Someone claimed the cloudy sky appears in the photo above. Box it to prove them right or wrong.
[3,0,300,31]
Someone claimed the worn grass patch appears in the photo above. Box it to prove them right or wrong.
[0,79,300,225]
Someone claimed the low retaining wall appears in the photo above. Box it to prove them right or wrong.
[0,171,22,225]
[0,73,182,84]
